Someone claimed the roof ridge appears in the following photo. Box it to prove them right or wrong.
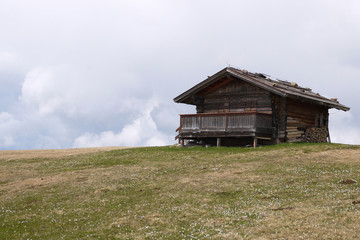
[174,67,350,111]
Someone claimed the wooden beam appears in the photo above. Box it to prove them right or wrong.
[217,138,221,147]
[257,137,272,140]
[198,77,234,96]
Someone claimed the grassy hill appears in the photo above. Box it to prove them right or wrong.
[1,143,360,239]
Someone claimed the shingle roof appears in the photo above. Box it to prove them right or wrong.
[174,67,350,111]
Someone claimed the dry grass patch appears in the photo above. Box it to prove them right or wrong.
[0,143,359,239]
[0,146,131,160]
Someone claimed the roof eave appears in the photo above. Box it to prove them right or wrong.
[286,93,350,111]
[331,105,350,111]
[226,69,287,97]
[173,67,229,103]
[174,67,350,111]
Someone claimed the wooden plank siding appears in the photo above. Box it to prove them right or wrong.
[195,79,273,114]
[179,112,273,139]
[285,99,329,142]
[174,67,348,146]
[272,95,287,142]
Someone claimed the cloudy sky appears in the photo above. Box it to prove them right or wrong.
[1,0,359,150]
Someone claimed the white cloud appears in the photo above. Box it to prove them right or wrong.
[0,112,20,148]
[0,0,359,149]
[21,67,62,116]
[20,65,143,118]
[0,111,72,149]
[34,135,62,150]
[331,127,360,145]
[329,111,360,144]
[73,99,172,147]
[0,52,22,72]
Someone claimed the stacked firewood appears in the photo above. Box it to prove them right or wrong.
[303,127,328,143]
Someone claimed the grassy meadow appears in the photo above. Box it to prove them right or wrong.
[1,143,360,239]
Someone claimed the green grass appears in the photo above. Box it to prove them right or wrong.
[1,143,360,239]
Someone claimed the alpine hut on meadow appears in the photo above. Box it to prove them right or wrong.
[174,67,350,148]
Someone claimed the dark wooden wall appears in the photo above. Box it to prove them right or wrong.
[268,96,330,143]
[272,96,287,142]
[285,99,329,142]
[196,79,272,114]
[190,77,330,143]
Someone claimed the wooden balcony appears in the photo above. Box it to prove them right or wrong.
[176,112,274,140]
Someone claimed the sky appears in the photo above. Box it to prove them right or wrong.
[1,0,359,150]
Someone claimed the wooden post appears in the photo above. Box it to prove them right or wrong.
[181,139,185,147]
[253,137,258,149]
[326,112,331,143]
[225,114,228,132]
[217,138,221,147]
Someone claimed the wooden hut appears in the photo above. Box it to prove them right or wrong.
[174,67,350,147]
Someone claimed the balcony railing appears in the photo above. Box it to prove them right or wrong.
[176,112,273,139]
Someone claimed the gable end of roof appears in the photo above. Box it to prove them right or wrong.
[174,67,350,111]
